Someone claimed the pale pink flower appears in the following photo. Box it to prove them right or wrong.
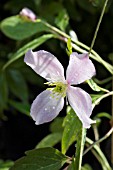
[24,50,96,128]
[20,8,36,21]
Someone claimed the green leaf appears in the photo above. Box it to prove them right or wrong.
[87,79,109,92]
[0,159,14,170]
[10,148,68,170]
[36,133,62,149]
[66,38,72,56]
[55,9,69,31]
[9,100,30,116]
[0,15,49,40]
[6,69,28,102]
[81,164,93,170]
[3,34,53,70]
[91,94,103,104]
[50,117,64,133]
[92,92,112,109]
[0,72,8,112]
[62,106,82,154]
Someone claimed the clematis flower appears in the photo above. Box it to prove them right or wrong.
[20,7,36,21]
[24,50,96,128]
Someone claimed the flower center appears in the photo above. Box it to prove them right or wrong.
[45,81,67,97]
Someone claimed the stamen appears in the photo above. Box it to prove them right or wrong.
[45,81,67,97]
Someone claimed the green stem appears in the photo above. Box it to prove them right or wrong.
[94,77,112,85]
[85,137,112,170]
[84,127,113,155]
[71,42,113,74]
[93,91,113,109]
[89,0,109,54]
[75,127,86,170]
[38,16,113,74]
[111,64,113,166]
[91,149,108,170]
[92,124,100,146]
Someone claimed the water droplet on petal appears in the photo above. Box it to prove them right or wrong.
[53,106,55,109]
[45,108,47,111]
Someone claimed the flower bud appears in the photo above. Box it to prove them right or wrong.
[20,7,36,21]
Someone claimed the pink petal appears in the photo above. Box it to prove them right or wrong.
[66,53,96,85]
[20,8,36,21]
[30,89,64,125]
[67,86,96,128]
[24,50,65,82]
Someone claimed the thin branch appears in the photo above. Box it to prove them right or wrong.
[83,127,113,156]
[89,0,109,54]
[111,63,113,166]
[93,91,113,109]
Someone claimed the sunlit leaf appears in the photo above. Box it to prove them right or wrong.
[62,106,82,154]
[10,148,68,170]
[87,79,109,92]
[0,15,49,40]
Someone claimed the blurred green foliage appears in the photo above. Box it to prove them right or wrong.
[0,159,14,170]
